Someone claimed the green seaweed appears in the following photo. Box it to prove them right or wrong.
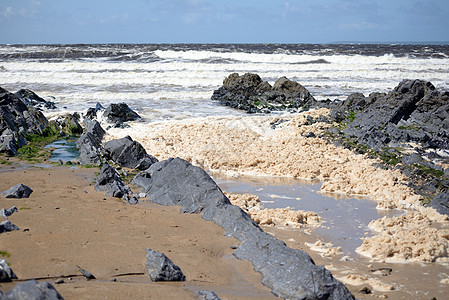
[0,250,11,258]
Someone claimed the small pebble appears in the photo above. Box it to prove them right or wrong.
[54,279,64,284]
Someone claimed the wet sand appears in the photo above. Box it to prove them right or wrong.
[0,159,277,299]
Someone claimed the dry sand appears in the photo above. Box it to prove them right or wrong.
[0,159,278,299]
[107,108,449,265]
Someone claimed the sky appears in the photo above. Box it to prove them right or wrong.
[0,0,448,44]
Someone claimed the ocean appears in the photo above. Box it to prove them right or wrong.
[0,43,448,121]
[2,43,449,297]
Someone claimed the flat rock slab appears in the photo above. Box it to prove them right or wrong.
[2,184,33,198]
[2,279,64,300]
[145,248,186,282]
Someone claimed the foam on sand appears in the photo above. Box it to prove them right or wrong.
[107,107,449,264]
[224,192,320,228]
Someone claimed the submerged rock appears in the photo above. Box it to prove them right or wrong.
[2,183,33,198]
[145,248,186,282]
[2,279,64,299]
[142,157,353,299]
[211,73,317,113]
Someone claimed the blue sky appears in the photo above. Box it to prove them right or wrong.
[0,0,448,44]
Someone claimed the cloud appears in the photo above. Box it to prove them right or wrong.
[1,6,14,18]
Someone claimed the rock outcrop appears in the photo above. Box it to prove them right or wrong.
[0,87,49,156]
[327,79,449,211]
[104,136,158,170]
[15,89,56,110]
[103,102,141,127]
[76,119,106,165]
[134,157,353,299]
[211,73,317,113]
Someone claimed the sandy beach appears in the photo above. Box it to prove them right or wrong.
[0,159,278,299]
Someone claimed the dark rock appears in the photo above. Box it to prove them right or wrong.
[304,132,316,138]
[0,259,18,282]
[2,184,33,198]
[145,157,353,299]
[145,248,186,282]
[103,136,158,170]
[198,290,221,300]
[2,279,64,299]
[76,120,105,165]
[103,103,141,125]
[211,73,317,113]
[0,220,20,233]
[0,206,18,219]
[429,191,449,216]
[77,265,96,280]
[122,193,139,205]
[0,87,49,156]
[85,102,105,120]
[51,114,83,135]
[359,287,372,294]
[94,164,129,198]
[15,89,56,109]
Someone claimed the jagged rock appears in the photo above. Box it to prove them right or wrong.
[145,248,186,282]
[104,136,158,170]
[0,259,18,282]
[103,103,141,125]
[0,87,49,156]
[2,184,33,198]
[94,164,129,198]
[2,279,64,299]
[211,73,317,113]
[51,113,83,135]
[144,157,353,299]
[430,191,449,216]
[0,220,20,233]
[76,119,105,165]
[15,89,56,109]
[0,206,18,219]
[85,102,105,120]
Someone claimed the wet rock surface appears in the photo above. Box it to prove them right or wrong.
[326,79,449,211]
[145,248,186,282]
[136,157,353,299]
[212,73,318,113]
[2,279,64,300]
